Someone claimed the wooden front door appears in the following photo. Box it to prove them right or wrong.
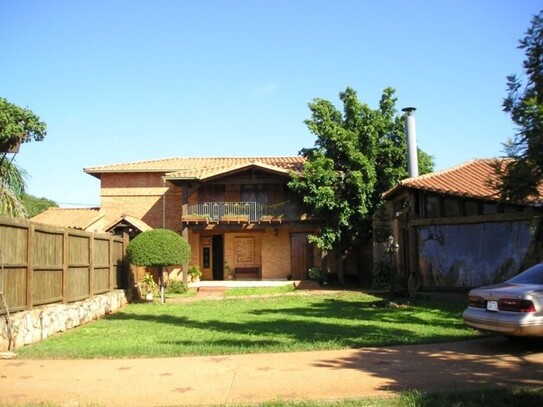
[200,236,224,281]
[290,233,313,280]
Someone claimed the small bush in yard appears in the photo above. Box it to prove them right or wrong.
[166,280,188,294]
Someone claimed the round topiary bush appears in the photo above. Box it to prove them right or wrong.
[127,229,190,267]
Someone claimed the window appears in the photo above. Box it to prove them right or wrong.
[464,201,479,216]
[483,203,498,215]
[444,198,460,217]
[241,184,268,203]
[200,185,224,202]
[424,195,440,218]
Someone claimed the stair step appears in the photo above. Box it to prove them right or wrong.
[197,286,227,292]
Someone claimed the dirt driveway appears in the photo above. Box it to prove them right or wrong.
[1,336,543,406]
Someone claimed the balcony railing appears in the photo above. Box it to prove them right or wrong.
[183,201,305,223]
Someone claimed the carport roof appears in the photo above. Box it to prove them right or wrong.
[383,158,543,204]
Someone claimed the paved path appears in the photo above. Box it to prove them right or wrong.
[1,336,543,406]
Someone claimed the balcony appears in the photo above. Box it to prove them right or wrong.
[182,201,307,224]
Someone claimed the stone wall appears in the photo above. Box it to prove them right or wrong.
[0,290,129,351]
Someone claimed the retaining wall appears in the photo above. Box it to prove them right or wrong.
[0,289,130,351]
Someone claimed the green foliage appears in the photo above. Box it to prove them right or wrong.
[494,10,543,202]
[140,272,158,296]
[23,194,58,217]
[0,98,47,218]
[308,266,324,281]
[0,97,47,147]
[289,87,434,252]
[126,229,190,267]
[165,279,188,294]
[188,265,202,278]
[0,160,27,218]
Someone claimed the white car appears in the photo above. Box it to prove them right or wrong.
[462,263,543,338]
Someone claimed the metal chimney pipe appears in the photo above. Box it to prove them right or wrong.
[402,107,419,178]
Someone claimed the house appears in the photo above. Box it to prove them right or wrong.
[376,158,543,290]
[35,157,323,281]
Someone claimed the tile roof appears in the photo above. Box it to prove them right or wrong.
[165,161,292,180]
[383,158,543,203]
[84,157,305,179]
[31,208,103,230]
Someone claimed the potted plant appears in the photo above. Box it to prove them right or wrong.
[224,262,234,280]
[140,272,158,301]
[188,266,202,283]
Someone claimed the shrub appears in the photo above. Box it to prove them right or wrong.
[127,229,190,267]
[165,280,188,294]
[308,266,324,281]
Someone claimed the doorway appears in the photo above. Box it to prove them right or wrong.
[212,235,224,280]
[290,233,313,280]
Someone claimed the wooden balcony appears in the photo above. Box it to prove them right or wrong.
[182,201,307,224]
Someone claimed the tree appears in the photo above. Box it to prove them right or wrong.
[0,97,47,218]
[23,194,58,218]
[0,159,27,218]
[126,229,191,303]
[289,87,433,281]
[494,10,543,202]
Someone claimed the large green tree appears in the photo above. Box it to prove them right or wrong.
[0,97,47,218]
[23,194,58,218]
[494,10,543,202]
[289,87,433,279]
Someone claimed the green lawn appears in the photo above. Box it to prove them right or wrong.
[16,291,480,359]
[225,284,296,297]
[255,387,543,407]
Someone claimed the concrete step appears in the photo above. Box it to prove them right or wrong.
[197,286,227,293]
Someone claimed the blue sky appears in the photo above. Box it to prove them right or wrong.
[1,0,541,207]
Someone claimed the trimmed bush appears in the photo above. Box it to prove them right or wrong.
[165,280,188,294]
[127,229,190,267]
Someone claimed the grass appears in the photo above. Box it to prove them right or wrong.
[16,291,480,359]
[225,284,296,297]
[254,387,543,406]
[1,388,542,407]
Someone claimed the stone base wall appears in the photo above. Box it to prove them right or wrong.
[0,290,130,351]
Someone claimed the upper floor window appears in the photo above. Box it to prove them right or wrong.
[200,185,225,202]
[241,184,268,204]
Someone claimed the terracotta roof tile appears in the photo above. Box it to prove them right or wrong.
[384,158,543,203]
[84,157,305,179]
[165,160,292,180]
[31,208,103,230]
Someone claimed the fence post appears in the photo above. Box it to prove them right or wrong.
[109,235,114,292]
[89,234,94,297]
[26,223,34,310]
[62,230,68,304]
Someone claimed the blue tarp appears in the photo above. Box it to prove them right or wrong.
[417,221,538,288]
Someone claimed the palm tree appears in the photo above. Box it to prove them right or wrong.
[0,157,27,218]
[0,97,47,218]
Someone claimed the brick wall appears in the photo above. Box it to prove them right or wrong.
[100,173,182,230]
[262,228,291,278]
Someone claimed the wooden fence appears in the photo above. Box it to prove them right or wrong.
[0,216,127,314]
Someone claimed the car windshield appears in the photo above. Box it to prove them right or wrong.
[507,263,543,284]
